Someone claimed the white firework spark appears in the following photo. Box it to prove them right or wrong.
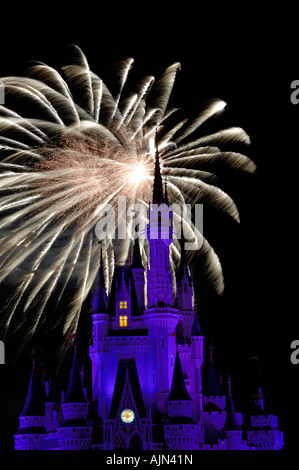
[0,45,255,348]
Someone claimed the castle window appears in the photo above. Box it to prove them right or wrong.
[119,315,128,327]
[119,301,127,309]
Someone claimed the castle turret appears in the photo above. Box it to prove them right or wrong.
[190,313,204,423]
[163,351,199,449]
[90,277,109,407]
[177,227,194,338]
[202,342,227,443]
[221,375,244,450]
[204,341,226,410]
[247,365,284,450]
[57,346,92,450]
[92,248,107,310]
[14,356,46,450]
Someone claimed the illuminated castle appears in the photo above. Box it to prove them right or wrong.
[14,150,284,451]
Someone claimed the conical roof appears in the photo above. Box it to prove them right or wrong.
[222,376,242,432]
[191,314,203,337]
[168,350,192,402]
[63,347,88,404]
[177,223,191,286]
[131,238,143,269]
[20,360,45,417]
[95,285,107,314]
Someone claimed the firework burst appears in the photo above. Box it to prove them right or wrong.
[0,45,255,349]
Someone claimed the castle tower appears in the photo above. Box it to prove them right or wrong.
[190,313,204,424]
[14,356,46,450]
[205,342,226,409]
[247,365,284,450]
[163,350,199,449]
[131,238,145,309]
[146,146,174,308]
[89,280,109,410]
[92,248,107,309]
[57,346,92,450]
[202,342,227,443]
[221,375,244,450]
[143,144,180,410]
[177,227,194,338]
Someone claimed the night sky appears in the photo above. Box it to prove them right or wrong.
[0,4,298,461]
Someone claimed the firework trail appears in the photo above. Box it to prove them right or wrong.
[0,45,255,349]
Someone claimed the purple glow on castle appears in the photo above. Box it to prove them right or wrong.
[14,150,284,451]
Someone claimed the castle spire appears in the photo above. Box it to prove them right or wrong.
[14,353,47,450]
[222,375,242,432]
[177,220,191,286]
[63,345,88,404]
[19,354,45,418]
[190,311,203,337]
[96,284,107,314]
[57,344,92,449]
[92,247,107,314]
[131,237,143,269]
[164,350,198,450]
[206,341,221,396]
[152,134,164,205]
[168,350,192,402]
